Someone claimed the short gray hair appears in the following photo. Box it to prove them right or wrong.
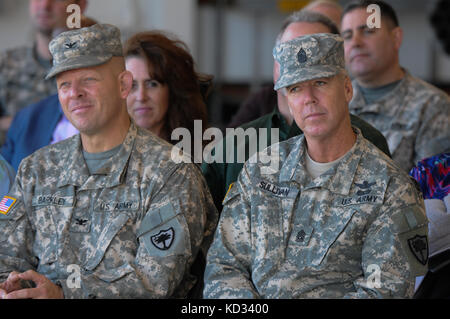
[275,10,339,45]
[280,69,349,96]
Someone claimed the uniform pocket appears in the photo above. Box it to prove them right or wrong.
[93,263,134,283]
[83,212,131,271]
[288,207,357,267]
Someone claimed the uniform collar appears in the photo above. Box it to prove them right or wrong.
[57,121,137,190]
[280,127,365,196]
[350,68,410,112]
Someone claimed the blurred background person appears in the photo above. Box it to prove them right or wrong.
[304,0,342,30]
[124,31,212,152]
[341,0,450,172]
[0,0,87,144]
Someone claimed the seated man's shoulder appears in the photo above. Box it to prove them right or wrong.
[359,137,416,187]
[135,127,177,157]
[406,74,450,104]
[23,134,77,164]
[15,135,78,183]
[134,126,199,173]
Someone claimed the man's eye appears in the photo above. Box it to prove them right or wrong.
[288,86,299,94]
[58,82,69,90]
[341,32,352,40]
[363,28,376,35]
[316,80,326,86]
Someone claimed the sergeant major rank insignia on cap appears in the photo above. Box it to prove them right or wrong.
[0,196,16,215]
[297,48,307,63]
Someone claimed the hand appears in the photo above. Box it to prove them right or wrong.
[0,271,26,297]
[0,270,64,299]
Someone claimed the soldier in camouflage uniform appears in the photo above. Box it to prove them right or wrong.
[341,0,450,172]
[203,33,428,298]
[0,24,218,299]
[0,0,88,145]
[202,10,391,213]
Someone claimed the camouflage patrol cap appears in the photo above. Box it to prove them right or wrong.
[273,33,345,90]
[46,24,123,79]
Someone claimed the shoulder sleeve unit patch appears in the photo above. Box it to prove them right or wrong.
[0,196,16,215]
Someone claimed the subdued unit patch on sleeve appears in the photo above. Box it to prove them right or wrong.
[137,202,190,257]
[393,205,429,277]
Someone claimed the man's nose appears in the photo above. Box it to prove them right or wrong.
[302,85,317,105]
[68,82,85,98]
[349,31,363,48]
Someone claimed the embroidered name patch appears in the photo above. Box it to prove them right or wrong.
[95,201,139,212]
[338,180,385,206]
[258,180,292,198]
[0,196,16,215]
[32,195,74,207]
[340,195,381,206]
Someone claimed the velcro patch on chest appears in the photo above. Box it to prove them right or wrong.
[336,180,386,206]
[257,180,297,199]
[32,194,74,207]
[94,201,139,212]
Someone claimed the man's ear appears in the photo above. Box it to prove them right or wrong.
[391,26,403,51]
[118,70,133,99]
[343,74,353,103]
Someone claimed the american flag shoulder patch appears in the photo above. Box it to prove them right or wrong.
[0,196,17,215]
